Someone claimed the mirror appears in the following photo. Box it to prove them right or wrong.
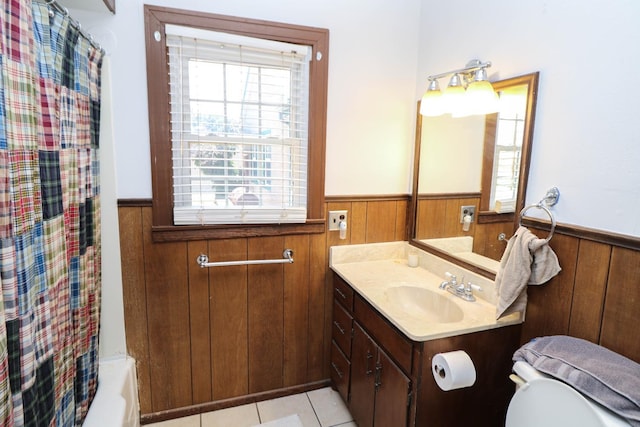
[410,72,539,278]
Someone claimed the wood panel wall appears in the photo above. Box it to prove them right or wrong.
[521,222,640,363]
[119,196,640,423]
[416,196,513,261]
[118,197,408,421]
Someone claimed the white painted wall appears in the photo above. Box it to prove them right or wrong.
[97,58,127,358]
[419,114,485,193]
[70,0,421,199]
[417,0,640,237]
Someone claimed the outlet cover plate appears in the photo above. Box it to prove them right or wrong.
[460,205,476,223]
[328,210,347,231]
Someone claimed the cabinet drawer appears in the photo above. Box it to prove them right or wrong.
[354,295,413,374]
[330,341,350,403]
[332,300,353,357]
[333,274,354,311]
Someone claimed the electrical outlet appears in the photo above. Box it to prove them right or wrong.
[460,205,476,223]
[328,210,347,231]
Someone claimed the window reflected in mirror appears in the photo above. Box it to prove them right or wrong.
[483,84,528,213]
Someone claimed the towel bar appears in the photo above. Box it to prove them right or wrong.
[518,203,556,243]
[499,187,560,244]
[196,249,294,268]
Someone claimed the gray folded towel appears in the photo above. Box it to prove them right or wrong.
[495,226,561,318]
[514,335,640,426]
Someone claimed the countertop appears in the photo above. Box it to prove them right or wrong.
[330,242,523,342]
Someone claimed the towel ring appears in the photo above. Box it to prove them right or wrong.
[519,203,556,243]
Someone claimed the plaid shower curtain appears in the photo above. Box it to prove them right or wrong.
[0,0,103,425]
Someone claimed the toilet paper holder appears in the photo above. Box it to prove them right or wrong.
[433,364,447,379]
[431,350,477,391]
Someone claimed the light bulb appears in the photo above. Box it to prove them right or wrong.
[466,80,499,115]
[464,68,499,115]
[420,80,444,116]
[443,74,465,115]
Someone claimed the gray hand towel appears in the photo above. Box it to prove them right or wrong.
[495,226,561,319]
[514,335,640,426]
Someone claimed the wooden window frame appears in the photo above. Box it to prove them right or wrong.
[144,6,328,242]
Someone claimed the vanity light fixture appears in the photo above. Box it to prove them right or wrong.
[442,73,466,116]
[419,79,444,116]
[420,59,499,117]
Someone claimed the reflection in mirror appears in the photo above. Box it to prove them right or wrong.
[410,72,539,278]
[480,80,531,214]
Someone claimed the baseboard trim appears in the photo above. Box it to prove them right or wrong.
[140,379,331,425]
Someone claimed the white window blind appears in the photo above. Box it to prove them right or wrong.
[165,25,311,225]
[490,112,525,211]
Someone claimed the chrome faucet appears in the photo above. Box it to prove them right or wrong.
[439,272,482,302]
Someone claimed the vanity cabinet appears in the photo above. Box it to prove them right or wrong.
[350,322,410,427]
[332,274,412,427]
[330,272,522,427]
[330,276,354,403]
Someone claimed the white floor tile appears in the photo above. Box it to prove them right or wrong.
[142,389,355,427]
[145,414,200,427]
[306,388,352,427]
[257,394,320,427]
[201,403,260,427]
[253,414,304,426]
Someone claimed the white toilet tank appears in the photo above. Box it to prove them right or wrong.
[506,361,631,427]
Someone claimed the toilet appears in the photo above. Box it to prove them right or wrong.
[505,361,631,427]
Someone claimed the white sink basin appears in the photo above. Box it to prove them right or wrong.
[385,285,464,323]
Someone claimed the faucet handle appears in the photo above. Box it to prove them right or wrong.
[445,272,457,284]
[464,282,483,293]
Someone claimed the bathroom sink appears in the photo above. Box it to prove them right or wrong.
[385,285,464,323]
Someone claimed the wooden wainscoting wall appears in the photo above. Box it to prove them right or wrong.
[520,220,640,363]
[119,194,640,422]
[416,194,514,261]
[415,194,481,239]
[118,196,408,422]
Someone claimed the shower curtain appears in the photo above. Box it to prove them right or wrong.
[0,0,103,425]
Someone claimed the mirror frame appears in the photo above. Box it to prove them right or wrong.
[409,72,540,279]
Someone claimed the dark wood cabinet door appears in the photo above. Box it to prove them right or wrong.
[332,300,353,357]
[373,347,410,427]
[349,323,377,427]
[330,341,350,402]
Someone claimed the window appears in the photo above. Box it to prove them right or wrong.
[489,102,525,210]
[479,73,538,220]
[144,6,329,240]
[167,26,310,225]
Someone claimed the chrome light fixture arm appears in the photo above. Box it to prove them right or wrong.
[426,59,492,82]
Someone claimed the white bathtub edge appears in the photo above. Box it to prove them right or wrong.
[83,355,139,427]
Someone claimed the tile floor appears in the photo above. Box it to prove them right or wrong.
[146,387,355,427]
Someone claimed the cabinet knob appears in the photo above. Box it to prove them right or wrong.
[366,351,374,375]
[374,363,383,389]
[331,362,343,379]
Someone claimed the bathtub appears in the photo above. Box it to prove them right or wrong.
[83,356,140,427]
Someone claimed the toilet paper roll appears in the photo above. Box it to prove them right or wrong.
[432,350,476,391]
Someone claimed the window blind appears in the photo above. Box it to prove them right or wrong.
[165,25,311,225]
[490,113,524,210]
